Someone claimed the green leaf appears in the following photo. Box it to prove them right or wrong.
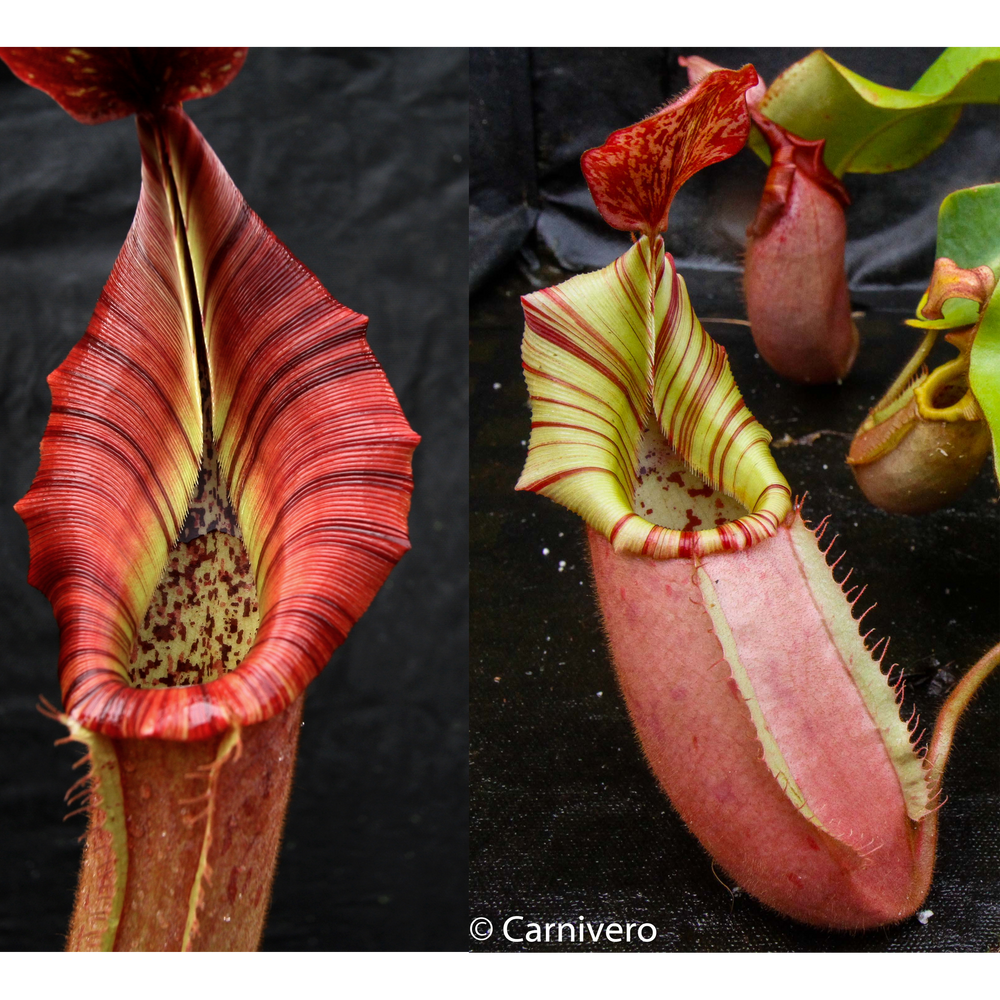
[969,282,1000,471]
[757,49,1000,177]
[934,182,1000,273]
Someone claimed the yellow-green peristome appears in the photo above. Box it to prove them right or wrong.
[517,236,791,558]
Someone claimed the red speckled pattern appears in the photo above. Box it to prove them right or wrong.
[581,66,758,237]
[128,531,258,689]
[0,48,246,124]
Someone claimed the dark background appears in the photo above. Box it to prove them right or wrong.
[471,48,1000,951]
[0,48,468,951]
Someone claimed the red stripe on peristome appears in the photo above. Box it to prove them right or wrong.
[641,525,663,557]
[528,395,632,465]
[523,294,645,429]
[219,300,370,451]
[757,482,793,511]
[49,344,198,468]
[60,659,131,705]
[520,465,606,493]
[523,367,611,412]
[731,517,754,548]
[43,423,179,543]
[223,360,392,499]
[677,531,696,559]
[653,274,691,433]
[709,408,755,487]
[652,240,665,296]
[671,321,715,455]
[528,422,634,476]
[654,260,682,370]
[609,512,637,544]
[613,254,646,325]
[716,522,737,551]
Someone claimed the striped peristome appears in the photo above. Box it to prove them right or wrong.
[517,234,791,558]
[17,105,420,741]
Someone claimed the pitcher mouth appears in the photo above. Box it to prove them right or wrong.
[516,237,791,562]
[15,96,419,744]
[616,424,796,561]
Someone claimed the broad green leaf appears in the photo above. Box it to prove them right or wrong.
[934,183,1000,273]
[756,49,1000,177]
[517,236,790,558]
[969,282,1000,471]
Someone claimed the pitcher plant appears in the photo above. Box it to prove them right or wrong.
[2,47,419,951]
[515,65,999,930]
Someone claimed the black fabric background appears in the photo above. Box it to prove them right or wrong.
[0,48,468,951]
[470,48,1000,951]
